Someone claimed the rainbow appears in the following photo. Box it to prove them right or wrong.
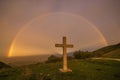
[8,12,108,57]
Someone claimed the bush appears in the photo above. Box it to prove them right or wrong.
[73,51,93,59]
[46,55,61,63]
[67,56,74,60]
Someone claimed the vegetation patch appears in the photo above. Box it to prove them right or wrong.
[0,59,120,80]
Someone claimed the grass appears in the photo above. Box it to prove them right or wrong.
[0,59,120,80]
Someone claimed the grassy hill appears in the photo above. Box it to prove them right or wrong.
[102,49,120,58]
[0,61,11,69]
[69,43,120,59]
[92,43,120,57]
[0,59,120,80]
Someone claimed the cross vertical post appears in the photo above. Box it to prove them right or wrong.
[55,36,73,72]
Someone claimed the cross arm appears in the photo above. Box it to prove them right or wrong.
[55,44,63,47]
[67,44,73,48]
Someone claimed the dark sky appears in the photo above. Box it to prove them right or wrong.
[0,0,120,57]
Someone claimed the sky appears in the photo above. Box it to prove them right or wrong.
[0,0,120,57]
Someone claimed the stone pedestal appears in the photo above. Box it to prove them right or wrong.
[59,68,72,72]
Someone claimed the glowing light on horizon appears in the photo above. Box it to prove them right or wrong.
[8,12,108,57]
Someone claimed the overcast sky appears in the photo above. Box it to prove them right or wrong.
[0,0,120,57]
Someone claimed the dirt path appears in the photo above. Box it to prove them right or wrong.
[92,57,120,62]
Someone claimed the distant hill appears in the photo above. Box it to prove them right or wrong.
[0,61,11,69]
[69,43,120,58]
[102,48,120,58]
[93,43,120,56]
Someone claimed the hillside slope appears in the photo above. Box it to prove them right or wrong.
[93,43,120,56]
[0,61,11,69]
[102,49,120,58]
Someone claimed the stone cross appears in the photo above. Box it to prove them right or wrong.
[55,36,73,72]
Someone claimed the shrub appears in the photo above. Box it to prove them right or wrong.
[73,51,93,59]
[46,55,61,63]
[67,56,74,60]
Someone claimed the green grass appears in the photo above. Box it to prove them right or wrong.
[0,59,120,80]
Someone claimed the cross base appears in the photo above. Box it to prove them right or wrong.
[59,68,72,72]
